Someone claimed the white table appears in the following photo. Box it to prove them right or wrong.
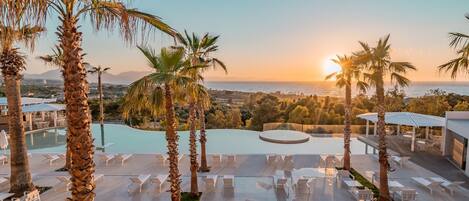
[344,180,362,188]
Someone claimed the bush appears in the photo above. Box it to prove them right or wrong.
[350,168,379,198]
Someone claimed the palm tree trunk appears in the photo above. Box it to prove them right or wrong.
[188,100,199,196]
[164,84,181,201]
[59,15,96,201]
[376,74,390,201]
[98,72,105,150]
[198,103,209,172]
[0,49,35,196]
[343,78,352,170]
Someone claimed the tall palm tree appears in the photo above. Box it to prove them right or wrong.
[25,1,175,200]
[122,46,197,201]
[176,31,226,176]
[88,65,111,152]
[355,35,416,201]
[0,6,43,196]
[325,55,367,170]
[439,15,469,78]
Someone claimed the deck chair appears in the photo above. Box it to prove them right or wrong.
[223,175,234,188]
[42,154,60,166]
[393,189,417,201]
[94,174,104,183]
[204,175,218,192]
[226,155,236,167]
[155,154,168,166]
[391,156,410,168]
[151,174,168,192]
[211,155,222,167]
[100,154,116,166]
[128,174,151,193]
[0,155,7,166]
[411,177,441,195]
[294,178,311,196]
[430,177,464,196]
[349,188,373,201]
[117,154,133,166]
[266,155,277,165]
[55,176,71,191]
[0,177,8,187]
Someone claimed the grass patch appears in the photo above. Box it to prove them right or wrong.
[181,192,202,201]
[349,168,379,198]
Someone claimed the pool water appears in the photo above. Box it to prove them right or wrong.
[24,124,367,154]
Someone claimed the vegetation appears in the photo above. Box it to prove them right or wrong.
[326,55,367,170]
[349,168,380,198]
[355,35,416,201]
[0,2,42,196]
[88,65,111,150]
[22,0,175,200]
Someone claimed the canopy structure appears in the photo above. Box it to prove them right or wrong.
[21,103,65,113]
[357,112,446,152]
[0,97,56,106]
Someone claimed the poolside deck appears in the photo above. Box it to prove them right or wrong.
[359,135,469,189]
[0,154,467,200]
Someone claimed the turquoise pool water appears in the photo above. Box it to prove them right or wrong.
[25,124,367,154]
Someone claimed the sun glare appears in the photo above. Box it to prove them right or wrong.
[323,57,342,76]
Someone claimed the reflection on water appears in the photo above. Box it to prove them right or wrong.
[25,129,66,151]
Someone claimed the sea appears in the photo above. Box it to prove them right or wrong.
[205,81,469,97]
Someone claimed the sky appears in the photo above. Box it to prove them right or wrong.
[24,0,469,82]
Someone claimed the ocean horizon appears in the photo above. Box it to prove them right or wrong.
[205,81,469,97]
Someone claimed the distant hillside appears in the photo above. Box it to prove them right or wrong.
[24,69,151,85]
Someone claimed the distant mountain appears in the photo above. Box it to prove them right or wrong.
[24,69,151,85]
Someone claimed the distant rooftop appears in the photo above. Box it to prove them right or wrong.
[357,112,445,127]
[0,97,57,106]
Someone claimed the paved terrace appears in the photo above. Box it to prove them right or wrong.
[359,135,469,189]
[0,154,468,201]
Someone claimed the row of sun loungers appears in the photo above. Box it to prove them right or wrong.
[412,177,465,196]
[56,174,104,192]
[99,154,133,166]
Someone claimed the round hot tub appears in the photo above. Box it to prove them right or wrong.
[259,130,310,144]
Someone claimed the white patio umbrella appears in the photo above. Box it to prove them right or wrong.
[0,130,8,155]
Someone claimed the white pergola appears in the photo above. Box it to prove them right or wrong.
[357,112,445,152]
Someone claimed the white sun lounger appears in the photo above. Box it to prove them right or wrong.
[43,154,61,166]
[11,189,40,201]
[100,154,116,166]
[294,178,312,197]
[56,176,71,191]
[204,175,218,191]
[151,174,168,192]
[429,177,465,196]
[117,154,133,166]
[223,175,234,189]
[349,188,373,201]
[155,154,168,166]
[266,155,277,165]
[393,188,417,201]
[411,177,441,195]
[94,174,104,183]
[0,177,8,187]
[211,154,222,167]
[129,174,151,193]
[0,193,14,201]
[391,156,410,168]
[226,155,236,167]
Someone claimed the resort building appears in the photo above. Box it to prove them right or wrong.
[0,97,66,132]
[443,111,469,176]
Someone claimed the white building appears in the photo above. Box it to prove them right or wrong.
[443,111,469,176]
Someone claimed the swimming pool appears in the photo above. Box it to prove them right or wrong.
[24,124,367,154]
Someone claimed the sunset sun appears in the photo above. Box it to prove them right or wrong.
[323,57,342,76]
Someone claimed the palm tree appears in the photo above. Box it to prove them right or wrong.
[25,1,175,200]
[0,6,43,196]
[439,15,469,78]
[325,55,367,170]
[176,31,226,176]
[355,35,416,201]
[88,65,111,152]
[122,46,197,201]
